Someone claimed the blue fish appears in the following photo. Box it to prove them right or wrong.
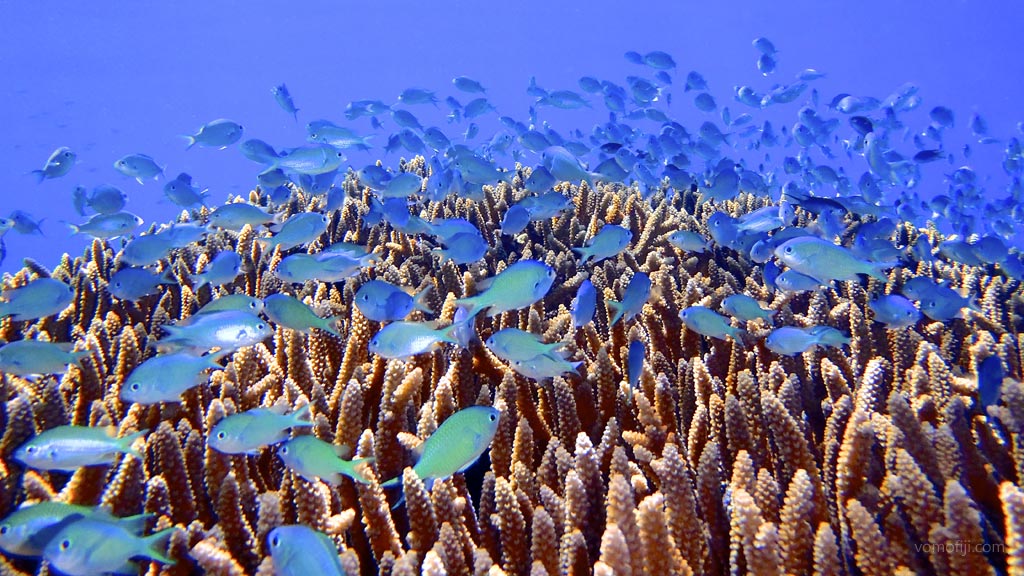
[272,84,299,121]
[978,356,1004,410]
[570,279,597,328]
[355,280,432,322]
[607,272,650,326]
[628,340,645,391]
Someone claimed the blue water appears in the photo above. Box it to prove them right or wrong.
[1,1,1022,274]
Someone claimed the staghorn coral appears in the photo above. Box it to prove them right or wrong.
[0,172,1020,576]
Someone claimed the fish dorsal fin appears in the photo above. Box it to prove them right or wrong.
[333,444,353,459]
[268,402,290,416]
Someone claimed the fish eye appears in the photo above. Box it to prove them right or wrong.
[489,413,496,422]
[0,525,8,534]
[271,535,280,547]
[130,383,140,391]
[784,246,793,254]
[361,294,369,301]
[249,302,257,309]
[59,539,71,550]
[26,446,37,453]
[258,324,266,330]
[280,446,288,455]
[217,431,226,439]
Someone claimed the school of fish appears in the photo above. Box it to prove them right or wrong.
[1,39,1022,575]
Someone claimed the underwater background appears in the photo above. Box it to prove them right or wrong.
[2,1,1024,575]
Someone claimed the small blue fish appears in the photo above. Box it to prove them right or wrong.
[9,211,44,235]
[455,260,555,318]
[764,326,823,356]
[156,309,272,357]
[0,277,74,321]
[158,222,207,248]
[192,251,242,289]
[435,231,488,264]
[267,525,345,576]
[210,404,312,455]
[868,295,920,329]
[775,236,893,282]
[43,517,175,575]
[398,87,438,106]
[208,203,275,230]
[679,306,744,342]
[500,204,531,235]
[0,502,150,558]
[721,294,774,322]
[485,328,565,363]
[260,212,329,251]
[273,144,345,175]
[382,406,500,491]
[121,352,222,405]
[240,139,280,164]
[574,225,632,265]
[121,234,176,267]
[978,356,1004,410]
[0,340,87,376]
[628,340,645,391]
[264,293,343,337]
[607,272,651,326]
[15,426,147,471]
[81,185,128,215]
[453,76,486,94]
[272,84,299,121]
[31,147,76,182]
[775,270,827,293]
[66,211,144,237]
[183,118,244,150]
[114,154,164,184]
[277,435,371,485]
[668,230,710,253]
[570,279,597,328]
[108,267,175,301]
[162,172,208,208]
[351,281,423,321]
[368,321,460,359]
[274,252,379,284]
[542,146,595,186]
[510,353,582,381]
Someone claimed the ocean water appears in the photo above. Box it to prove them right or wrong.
[3,2,1024,574]
[1,1,1022,273]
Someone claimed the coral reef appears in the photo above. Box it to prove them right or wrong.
[1,166,1022,575]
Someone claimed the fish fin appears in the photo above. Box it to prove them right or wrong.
[119,429,149,458]
[350,457,376,484]
[117,513,155,534]
[30,170,46,183]
[182,135,197,150]
[571,247,591,263]
[731,328,749,348]
[140,527,177,564]
[289,403,313,425]
[63,221,81,236]
[319,316,344,337]
[605,299,623,326]
[412,285,434,315]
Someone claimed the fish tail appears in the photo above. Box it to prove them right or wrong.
[572,247,592,264]
[141,526,178,564]
[290,403,313,426]
[30,170,46,183]
[182,135,197,150]
[347,457,376,484]
[63,221,81,236]
[115,429,149,459]
[320,316,344,337]
[731,328,748,347]
[412,285,434,315]
[605,299,623,326]
[191,275,209,291]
